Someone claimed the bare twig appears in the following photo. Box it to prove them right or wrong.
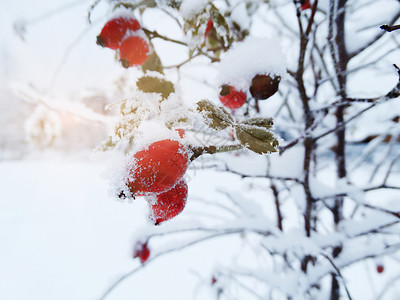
[380,24,400,32]
[349,12,400,59]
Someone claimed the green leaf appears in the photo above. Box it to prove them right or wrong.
[136,76,175,99]
[235,124,278,154]
[196,99,234,130]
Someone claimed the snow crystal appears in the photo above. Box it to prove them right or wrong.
[217,36,287,91]
[179,0,208,19]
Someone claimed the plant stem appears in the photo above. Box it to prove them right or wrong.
[189,144,243,161]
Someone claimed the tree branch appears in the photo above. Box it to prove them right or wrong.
[349,12,400,59]
[380,24,400,32]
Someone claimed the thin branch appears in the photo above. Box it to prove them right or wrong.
[315,184,400,202]
[383,152,400,184]
[271,181,283,231]
[279,108,329,153]
[380,24,400,32]
[349,12,400,59]
[143,28,187,46]
[88,0,103,24]
[320,253,353,300]
[218,164,304,184]
[376,274,400,300]
[189,144,243,161]
[305,0,319,36]
[99,230,249,300]
[313,96,393,142]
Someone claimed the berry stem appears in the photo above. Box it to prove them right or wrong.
[190,144,243,161]
[142,28,187,46]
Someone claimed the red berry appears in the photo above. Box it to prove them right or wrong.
[133,241,150,263]
[205,19,214,38]
[119,36,149,68]
[175,129,185,138]
[301,0,311,10]
[127,140,189,197]
[249,74,280,100]
[97,17,141,50]
[219,85,247,109]
[150,179,188,225]
[376,264,384,273]
[211,276,217,285]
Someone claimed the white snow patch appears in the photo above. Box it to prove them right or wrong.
[217,36,287,91]
[230,2,250,30]
[268,145,304,178]
[110,5,137,20]
[180,0,208,19]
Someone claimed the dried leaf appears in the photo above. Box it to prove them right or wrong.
[136,76,175,99]
[141,50,164,74]
[241,117,274,130]
[196,99,234,130]
[235,124,278,154]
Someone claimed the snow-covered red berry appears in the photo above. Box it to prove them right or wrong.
[205,19,214,38]
[300,0,311,10]
[150,179,188,225]
[96,17,141,50]
[219,85,247,109]
[119,36,149,68]
[249,74,280,100]
[127,139,189,197]
[133,241,150,263]
[376,264,384,274]
[175,129,185,138]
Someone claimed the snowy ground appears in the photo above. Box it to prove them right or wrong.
[1,157,400,300]
[0,158,247,300]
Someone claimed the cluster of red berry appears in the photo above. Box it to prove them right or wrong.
[219,74,281,109]
[130,139,189,264]
[127,139,189,225]
[97,16,149,68]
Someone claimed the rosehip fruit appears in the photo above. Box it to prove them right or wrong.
[205,19,214,38]
[133,241,150,263]
[119,36,149,68]
[219,85,247,109]
[300,0,311,10]
[96,17,141,50]
[249,74,281,100]
[127,139,189,197]
[376,264,384,274]
[150,179,188,225]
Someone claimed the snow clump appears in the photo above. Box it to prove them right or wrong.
[217,36,287,91]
